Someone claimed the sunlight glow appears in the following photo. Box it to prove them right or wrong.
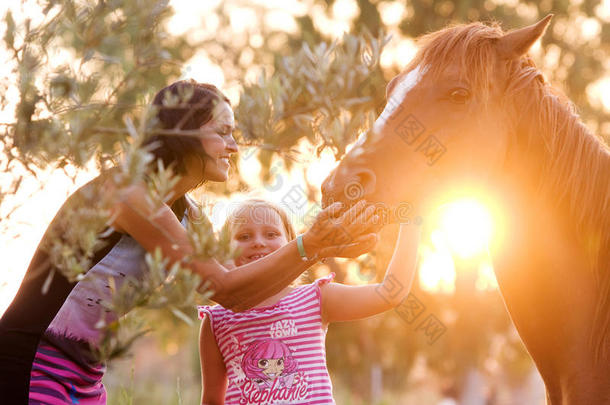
[587,76,610,112]
[228,6,258,34]
[581,17,602,40]
[378,2,407,26]
[476,260,499,291]
[305,147,340,186]
[332,0,360,21]
[419,231,456,294]
[265,10,299,33]
[380,36,417,69]
[418,197,499,293]
[312,4,351,39]
[180,52,225,87]
[596,0,610,22]
[166,0,222,35]
[439,199,493,259]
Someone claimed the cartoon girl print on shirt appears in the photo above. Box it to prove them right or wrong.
[241,338,298,390]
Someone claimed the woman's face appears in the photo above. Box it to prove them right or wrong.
[230,207,289,267]
[196,101,238,182]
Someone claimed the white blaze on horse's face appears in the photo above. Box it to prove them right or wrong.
[372,64,428,134]
[350,132,368,158]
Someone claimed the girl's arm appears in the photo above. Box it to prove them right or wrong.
[199,316,227,405]
[109,184,379,312]
[320,223,421,323]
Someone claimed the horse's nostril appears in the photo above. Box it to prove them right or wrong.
[357,169,376,189]
[322,167,377,207]
[343,169,376,201]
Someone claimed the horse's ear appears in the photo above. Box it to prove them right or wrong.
[497,15,553,59]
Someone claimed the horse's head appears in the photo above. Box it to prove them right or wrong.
[322,16,553,213]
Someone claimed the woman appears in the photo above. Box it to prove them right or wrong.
[0,80,379,404]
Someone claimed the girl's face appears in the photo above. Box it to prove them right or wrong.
[231,207,289,267]
[196,101,238,182]
[257,357,285,380]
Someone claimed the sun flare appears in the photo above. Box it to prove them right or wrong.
[419,197,498,293]
[439,198,493,259]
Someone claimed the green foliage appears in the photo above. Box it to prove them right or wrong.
[3,0,189,168]
[92,247,208,363]
[236,31,389,163]
[186,203,234,263]
[41,184,112,284]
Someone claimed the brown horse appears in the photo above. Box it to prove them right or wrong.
[322,16,610,404]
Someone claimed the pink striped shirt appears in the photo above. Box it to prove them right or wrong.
[198,274,335,405]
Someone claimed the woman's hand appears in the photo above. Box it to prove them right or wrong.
[302,200,380,259]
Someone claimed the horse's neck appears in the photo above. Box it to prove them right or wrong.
[492,168,609,402]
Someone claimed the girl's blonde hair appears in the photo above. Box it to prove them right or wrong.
[221,198,296,241]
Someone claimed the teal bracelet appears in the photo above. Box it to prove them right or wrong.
[296,234,314,261]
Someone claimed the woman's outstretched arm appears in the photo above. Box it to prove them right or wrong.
[320,223,421,323]
[110,184,379,312]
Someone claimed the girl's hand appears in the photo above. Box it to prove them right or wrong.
[302,200,380,259]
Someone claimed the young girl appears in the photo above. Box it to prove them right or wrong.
[199,199,420,404]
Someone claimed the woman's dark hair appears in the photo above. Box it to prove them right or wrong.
[146,80,230,175]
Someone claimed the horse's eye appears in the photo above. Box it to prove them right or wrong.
[449,88,470,104]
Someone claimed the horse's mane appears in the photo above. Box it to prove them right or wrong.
[409,21,610,358]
